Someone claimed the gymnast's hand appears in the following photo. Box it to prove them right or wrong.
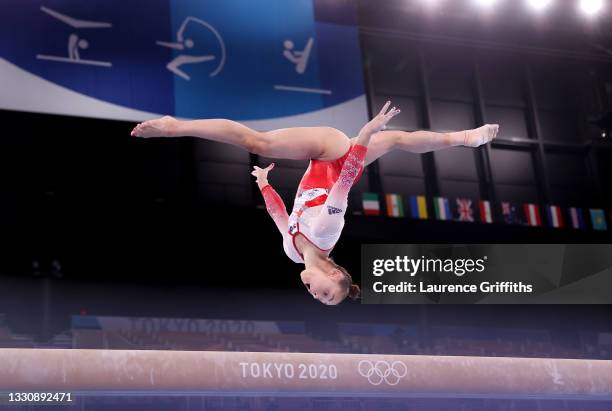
[251,163,275,189]
[357,101,401,146]
[131,116,178,138]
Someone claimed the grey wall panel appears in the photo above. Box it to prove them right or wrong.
[380,175,426,197]
[478,55,526,107]
[495,183,539,204]
[434,147,479,181]
[430,101,475,131]
[546,152,588,187]
[531,61,579,111]
[538,110,581,142]
[366,37,421,97]
[489,148,536,185]
[378,149,423,178]
[427,47,474,102]
[486,106,530,139]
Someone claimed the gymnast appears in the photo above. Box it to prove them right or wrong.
[131,101,499,305]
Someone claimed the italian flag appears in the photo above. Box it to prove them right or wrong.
[524,203,542,227]
[546,205,564,228]
[362,193,380,216]
[385,194,404,217]
[479,200,493,224]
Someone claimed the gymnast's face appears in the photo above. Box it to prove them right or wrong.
[300,268,345,306]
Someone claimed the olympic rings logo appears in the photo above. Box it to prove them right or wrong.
[357,360,408,386]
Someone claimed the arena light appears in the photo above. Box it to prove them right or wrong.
[527,0,553,11]
[579,0,603,16]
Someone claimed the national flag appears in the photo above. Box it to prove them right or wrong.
[501,202,523,225]
[433,197,451,221]
[479,200,493,224]
[454,198,474,222]
[409,195,428,219]
[546,205,564,228]
[362,193,380,216]
[524,203,542,227]
[385,194,405,217]
[590,209,608,231]
[568,207,585,229]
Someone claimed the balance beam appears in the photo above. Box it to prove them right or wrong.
[1,349,611,399]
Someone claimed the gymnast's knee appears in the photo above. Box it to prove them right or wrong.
[244,132,271,156]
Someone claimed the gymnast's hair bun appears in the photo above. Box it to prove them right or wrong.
[348,284,361,300]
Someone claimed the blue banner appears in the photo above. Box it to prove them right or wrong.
[0,0,367,131]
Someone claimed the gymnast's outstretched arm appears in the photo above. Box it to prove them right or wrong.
[251,163,289,236]
[357,124,500,166]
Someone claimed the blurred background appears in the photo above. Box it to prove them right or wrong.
[1,0,612,408]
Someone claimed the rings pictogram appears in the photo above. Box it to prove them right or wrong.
[357,360,407,386]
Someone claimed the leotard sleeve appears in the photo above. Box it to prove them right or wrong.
[311,144,368,238]
[260,184,289,236]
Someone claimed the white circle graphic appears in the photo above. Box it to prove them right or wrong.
[357,360,408,386]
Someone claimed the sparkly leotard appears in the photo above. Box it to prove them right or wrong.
[260,144,367,264]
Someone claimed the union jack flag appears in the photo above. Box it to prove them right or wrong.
[455,198,474,222]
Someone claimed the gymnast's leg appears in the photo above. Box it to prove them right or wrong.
[355,124,500,166]
[131,116,351,161]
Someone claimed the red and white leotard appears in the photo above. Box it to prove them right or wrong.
[260,144,367,264]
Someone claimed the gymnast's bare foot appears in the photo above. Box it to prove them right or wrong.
[131,116,178,138]
[463,124,500,147]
